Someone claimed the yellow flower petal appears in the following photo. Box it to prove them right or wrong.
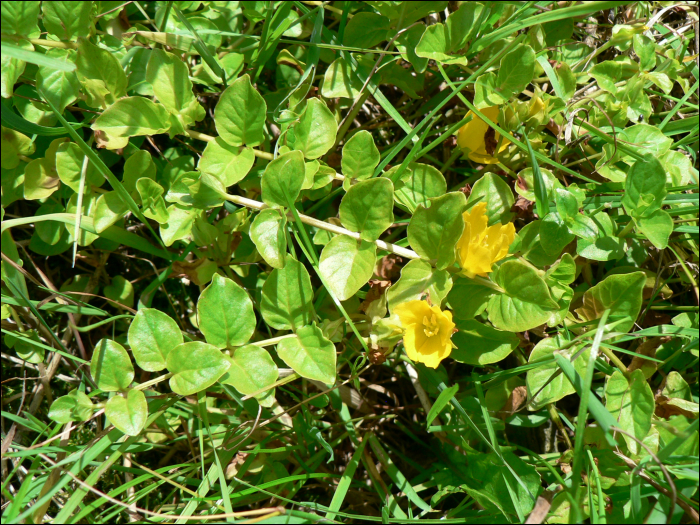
[456,106,510,164]
[395,300,455,369]
[456,202,516,278]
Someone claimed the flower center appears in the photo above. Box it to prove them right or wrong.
[422,314,440,338]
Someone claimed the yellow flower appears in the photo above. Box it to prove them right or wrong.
[394,301,455,369]
[456,106,510,164]
[456,202,515,278]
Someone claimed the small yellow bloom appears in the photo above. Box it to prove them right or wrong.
[456,202,515,278]
[456,106,510,164]
[394,301,455,369]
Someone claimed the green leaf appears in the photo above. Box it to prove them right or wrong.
[415,23,467,65]
[146,48,203,126]
[395,24,429,73]
[75,37,127,108]
[447,276,494,320]
[488,260,559,332]
[92,97,170,139]
[261,256,315,331]
[103,275,134,309]
[90,338,134,392]
[339,178,394,242]
[1,36,31,99]
[473,71,509,108]
[55,142,103,192]
[35,48,81,114]
[589,61,622,94]
[468,173,514,225]
[136,178,169,224]
[10,329,44,364]
[619,124,673,161]
[526,338,590,410]
[319,235,376,301]
[407,192,466,270]
[220,344,279,407]
[128,307,183,372]
[321,58,363,98]
[159,204,197,247]
[250,208,287,269]
[105,389,148,436]
[214,74,267,147]
[42,1,93,41]
[48,389,93,424]
[575,271,646,334]
[387,259,452,312]
[276,324,336,384]
[426,384,459,426]
[167,342,230,396]
[622,156,667,219]
[261,150,305,209]
[497,44,535,96]
[122,150,156,194]
[292,98,337,159]
[1,1,40,37]
[452,319,519,365]
[556,61,576,100]
[341,131,380,181]
[576,212,625,262]
[636,209,673,249]
[343,12,389,49]
[446,2,482,52]
[197,138,255,187]
[461,450,541,518]
[605,369,655,455]
[393,162,446,213]
[93,191,129,233]
[539,213,575,256]
[197,273,256,349]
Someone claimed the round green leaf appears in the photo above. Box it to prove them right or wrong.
[487,260,560,332]
[146,48,200,117]
[261,256,316,331]
[214,74,267,147]
[90,338,134,392]
[343,12,389,49]
[451,319,519,365]
[321,58,362,98]
[48,390,94,424]
[339,178,394,242]
[197,273,256,349]
[605,369,654,455]
[261,150,306,209]
[220,344,279,407]
[128,308,183,372]
[93,191,129,233]
[103,275,134,308]
[447,276,494,320]
[319,235,376,301]
[393,162,446,213]
[407,192,466,270]
[497,44,535,96]
[276,324,336,384]
[198,138,255,187]
[341,130,380,180]
[167,342,230,396]
[526,338,590,410]
[387,259,452,312]
[105,389,148,436]
[636,209,672,249]
[250,208,287,269]
[575,271,646,334]
[292,98,337,159]
[92,96,170,138]
[468,173,514,226]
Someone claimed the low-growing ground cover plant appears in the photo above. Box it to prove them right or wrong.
[1,1,698,523]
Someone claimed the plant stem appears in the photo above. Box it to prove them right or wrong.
[222,193,420,260]
[134,372,173,391]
